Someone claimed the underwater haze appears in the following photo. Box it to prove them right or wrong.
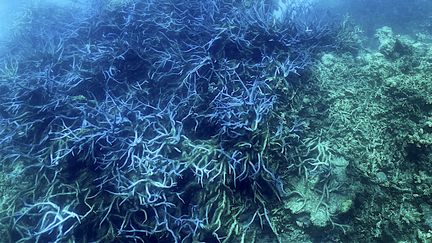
[1,0,432,242]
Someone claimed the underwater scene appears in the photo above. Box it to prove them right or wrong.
[0,0,432,242]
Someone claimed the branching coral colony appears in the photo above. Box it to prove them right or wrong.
[0,0,343,242]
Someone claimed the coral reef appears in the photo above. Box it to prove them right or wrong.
[0,0,340,242]
[1,1,431,243]
[311,26,432,242]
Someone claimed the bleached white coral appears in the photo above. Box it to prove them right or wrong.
[273,0,315,22]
